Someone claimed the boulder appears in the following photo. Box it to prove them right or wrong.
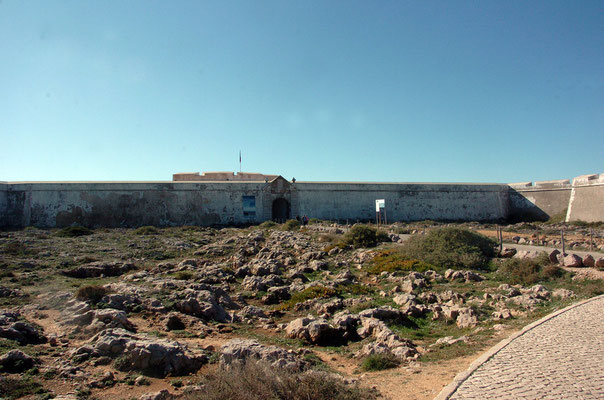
[60,300,136,334]
[499,247,517,258]
[358,307,404,322]
[285,317,343,345]
[73,328,205,377]
[63,262,135,278]
[562,254,583,268]
[237,306,268,320]
[139,390,174,400]
[0,350,36,373]
[456,308,478,328]
[393,294,419,307]
[172,289,229,322]
[220,339,306,371]
[0,286,25,298]
[582,255,595,268]
[242,275,283,292]
[0,314,47,345]
[357,317,419,362]
[262,286,291,305]
[492,309,512,320]
[552,288,575,299]
[595,257,604,270]
[316,298,344,315]
[548,249,561,264]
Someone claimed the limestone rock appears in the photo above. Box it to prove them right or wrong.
[552,288,575,299]
[74,328,205,377]
[262,286,291,305]
[582,255,595,268]
[139,390,174,400]
[357,317,419,362]
[63,262,135,278]
[171,289,230,322]
[0,349,36,372]
[562,254,583,268]
[285,317,343,345]
[0,312,47,345]
[499,247,517,258]
[549,249,561,264]
[456,308,478,328]
[220,339,306,371]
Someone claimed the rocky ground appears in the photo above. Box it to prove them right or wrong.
[0,221,602,400]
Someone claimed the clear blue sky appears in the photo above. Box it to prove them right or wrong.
[1,1,602,183]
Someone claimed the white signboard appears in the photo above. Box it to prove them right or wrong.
[375,199,385,212]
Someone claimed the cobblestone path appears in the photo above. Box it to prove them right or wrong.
[442,296,604,399]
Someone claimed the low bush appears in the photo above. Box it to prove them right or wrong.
[75,285,109,304]
[360,353,400,371]
[182,361,377,400]
[399,227,496,269]
[174,271,195,280]
[497,258,567,285]
[368,249,436,274]
[342,225,390,248]
[259,221,277,229]
[0,376,47,400]
[282,219,301,231]
[278,285,337,310]
[2,242,38,256]
[55,226,93,237]
[133,226,160,235]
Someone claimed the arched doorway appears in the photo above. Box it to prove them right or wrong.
[272,198,290,222]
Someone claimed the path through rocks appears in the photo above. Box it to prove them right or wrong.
[436,295,604,399]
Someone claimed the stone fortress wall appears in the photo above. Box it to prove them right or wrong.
[0,172,602,228]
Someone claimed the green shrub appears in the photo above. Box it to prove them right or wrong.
[309,218,321,224]
[282,219,301,231]
[400,227,496,269]
[259,221,277,229]
[55,226,93,237]
[545,209,567,224]
[133,226,160,235]
[0,376,47,400]
[183,360,377,400]
[278,285,337,310]
[368,249,437,274]
[343,225,390,248]
[174,271,195,280]
[497,258,567,285]
[2,242,37,256]
[75,285,109,304]
[360,353,400,371]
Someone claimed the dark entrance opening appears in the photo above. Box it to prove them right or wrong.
[272,198,291,223]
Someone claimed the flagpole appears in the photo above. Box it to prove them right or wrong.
[239,151,241,173]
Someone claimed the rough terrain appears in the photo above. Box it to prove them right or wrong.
[0,220,602,400]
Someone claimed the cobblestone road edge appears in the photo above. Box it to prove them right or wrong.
[434,294,604,400]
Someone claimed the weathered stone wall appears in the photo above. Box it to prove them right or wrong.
[508,180,572,222]
[567,174,604,223]
[0,183,7,228]
[2,174,601,228]
[295,182,510,222]
[4,182,267,228]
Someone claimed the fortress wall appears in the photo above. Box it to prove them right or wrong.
[295,182,510,222]
[566,174,604,222]
[0,183,7,228]
[4,182,266,228]
[508,180,572,221]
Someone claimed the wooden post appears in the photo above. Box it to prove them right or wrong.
[498,225,503,255]
[590,228,593,251]
[561,228,565,265]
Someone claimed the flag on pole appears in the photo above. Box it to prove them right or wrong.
[239,151,241,163]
